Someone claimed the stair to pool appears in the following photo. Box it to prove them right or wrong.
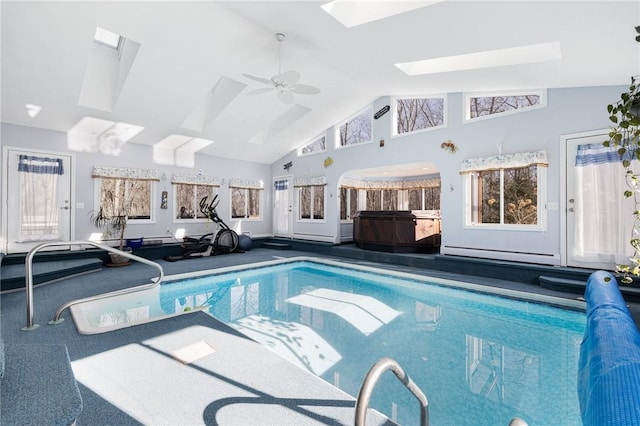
[1,258,103,292]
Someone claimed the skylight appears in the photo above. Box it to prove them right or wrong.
[78,28,140,111]
[321,0,443,27]
[395,42,562,76]
[67,117,144,156]
[153,135,214,167]
[94,27,121,50]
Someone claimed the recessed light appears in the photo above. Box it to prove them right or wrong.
[25,104,42,118]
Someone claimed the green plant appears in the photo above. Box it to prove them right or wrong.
[89,190,131,251]
[604,78,640,283]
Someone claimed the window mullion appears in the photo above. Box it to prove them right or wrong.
[499,169,505,225]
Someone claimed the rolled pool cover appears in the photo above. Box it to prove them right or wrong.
[579,270,640,425]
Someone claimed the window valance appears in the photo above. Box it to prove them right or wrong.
[171,173,220,186]
[92,166,159,181]
[294,176,327,187]
[341,177,440,190]
[18,155,64,175]
[229,178,263,189]
[459,150,548,174]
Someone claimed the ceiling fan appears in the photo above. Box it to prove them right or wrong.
[243,33,320,104]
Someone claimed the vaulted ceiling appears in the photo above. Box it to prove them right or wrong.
[2,1,639,165]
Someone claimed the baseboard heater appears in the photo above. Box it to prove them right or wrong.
[292,233,336,243]
[441,245,559,266]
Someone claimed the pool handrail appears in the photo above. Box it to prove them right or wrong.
[354,357,428,426]
[21,240,164,331]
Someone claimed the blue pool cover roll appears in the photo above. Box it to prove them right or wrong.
[579,270,640,425]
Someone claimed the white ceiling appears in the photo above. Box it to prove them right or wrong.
[2,1,639,165]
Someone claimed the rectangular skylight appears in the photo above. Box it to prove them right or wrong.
[321,0,444,27]
[395,42,562,76]
[94,27,121,50]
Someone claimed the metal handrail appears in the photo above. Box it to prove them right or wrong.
[22,240,164,331]
[354,357,428,426]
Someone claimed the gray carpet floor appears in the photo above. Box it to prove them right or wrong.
[1,247,635,425]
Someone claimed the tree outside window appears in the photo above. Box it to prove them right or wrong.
[340,187,359,220]
[99,178,151,220]
[339,107,372,146]
[472,165,539,225]
[299,136,326,155]
[466,92,545,121]
[381,189,398,211]
[395,97,445,135]
[175,184,217,219]
[408,187,440,210]
[299,185,325,220]
[231,187,261,219]
[366,190,381,210]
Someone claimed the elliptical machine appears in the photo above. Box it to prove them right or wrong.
[164,195,240,262]
[199,194,239,254]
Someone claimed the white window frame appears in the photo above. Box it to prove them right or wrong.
[229,187,263,221]
[406,187,441,211]
[297,185,326,223]
[334,105,373,150]
[463,89,547,123]
[391,94,447,138]
[339,186,360,222]
[93,178,155,224]
[173,183,219,224]
[297,134,327,157]
[463,165,547,231]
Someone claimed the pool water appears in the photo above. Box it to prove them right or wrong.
[74,258,586,425]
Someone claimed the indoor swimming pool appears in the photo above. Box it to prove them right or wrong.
[70,257,586,425]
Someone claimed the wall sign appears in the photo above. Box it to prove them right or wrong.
[374,105,390,119]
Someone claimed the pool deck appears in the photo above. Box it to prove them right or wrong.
[1,246,638,425]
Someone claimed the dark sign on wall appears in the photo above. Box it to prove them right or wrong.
[374,105,390,120]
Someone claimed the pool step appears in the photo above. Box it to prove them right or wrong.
[0,258,103,292]
[261,242,291,250]
[539,275,640,302]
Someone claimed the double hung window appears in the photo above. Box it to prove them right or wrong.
[229,179,263,220]
[295,176,327,222]
[92,166,157,223]
[172,174,220,221]
[461,151,547,229]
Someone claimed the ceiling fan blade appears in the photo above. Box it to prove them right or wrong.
[246,87,274,96]
[274,70,300,85]
[243,73,272,85]
[290,84,321,95]
[278,90,294,104]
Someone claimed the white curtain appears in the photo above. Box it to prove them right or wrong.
[18,155,64,241]
[574,143,635,264]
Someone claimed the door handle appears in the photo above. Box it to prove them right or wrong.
[60,206,70,210]
[568,207,575,212]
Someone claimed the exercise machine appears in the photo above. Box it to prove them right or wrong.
[164,195,239,262]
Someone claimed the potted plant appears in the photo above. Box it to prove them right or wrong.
[90,190,132,265]
[603,77,640,283]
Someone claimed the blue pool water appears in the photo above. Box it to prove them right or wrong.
[73,258,586,425]
[154,259,585,426]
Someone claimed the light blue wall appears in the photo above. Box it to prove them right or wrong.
[2,85,626,263]
[1,123,273,245]
[271,85,625,264]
